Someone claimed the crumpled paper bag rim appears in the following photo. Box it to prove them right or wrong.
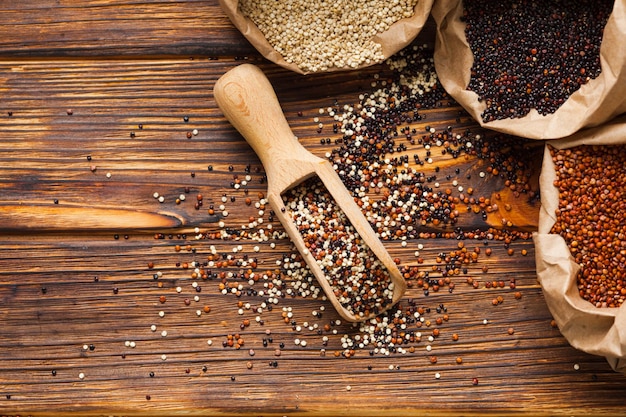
[219,0,435,75]
[534,115,626,373]
[432,0,626,140]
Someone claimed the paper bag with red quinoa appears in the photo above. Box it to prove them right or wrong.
[533,116,626,373]
[431,0,626,140]
[218,0,434,75]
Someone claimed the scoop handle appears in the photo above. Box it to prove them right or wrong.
[214,64,321,188]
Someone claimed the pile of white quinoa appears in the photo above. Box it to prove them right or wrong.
[240,0,419,72]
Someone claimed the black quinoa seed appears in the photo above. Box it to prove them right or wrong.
[463,0,612,122]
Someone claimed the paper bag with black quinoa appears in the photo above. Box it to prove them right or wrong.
[533,116,626,373]
[219,0,434,74]
[431,0,626,140]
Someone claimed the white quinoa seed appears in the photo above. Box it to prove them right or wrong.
[239,0,418,72]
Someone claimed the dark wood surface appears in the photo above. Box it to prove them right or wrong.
[1,1,625,416]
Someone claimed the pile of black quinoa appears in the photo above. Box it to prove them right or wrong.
[462,0,613,122]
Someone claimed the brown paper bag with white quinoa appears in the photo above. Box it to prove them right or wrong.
[533,116,626,373]
[431,0,626,140]
[219,0,434,75]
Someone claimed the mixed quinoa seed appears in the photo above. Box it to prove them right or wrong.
[282,176,397,318]
[138,44,543,382]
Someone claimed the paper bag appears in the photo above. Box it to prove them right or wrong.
[533,116,626,373]
[432,0,626,140]
[219,0,434,75]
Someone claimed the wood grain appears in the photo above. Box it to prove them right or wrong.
[0,0,250,58]
[0,1,625,416]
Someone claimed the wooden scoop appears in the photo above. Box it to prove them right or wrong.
[214,64,406,322]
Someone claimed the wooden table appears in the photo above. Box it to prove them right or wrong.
[1,2,625,416]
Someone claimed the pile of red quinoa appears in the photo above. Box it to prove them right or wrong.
[550,145,626,308]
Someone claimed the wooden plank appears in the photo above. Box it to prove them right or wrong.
[0,0,254,57]
[0,56,624,415]
[0,1,624,415]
